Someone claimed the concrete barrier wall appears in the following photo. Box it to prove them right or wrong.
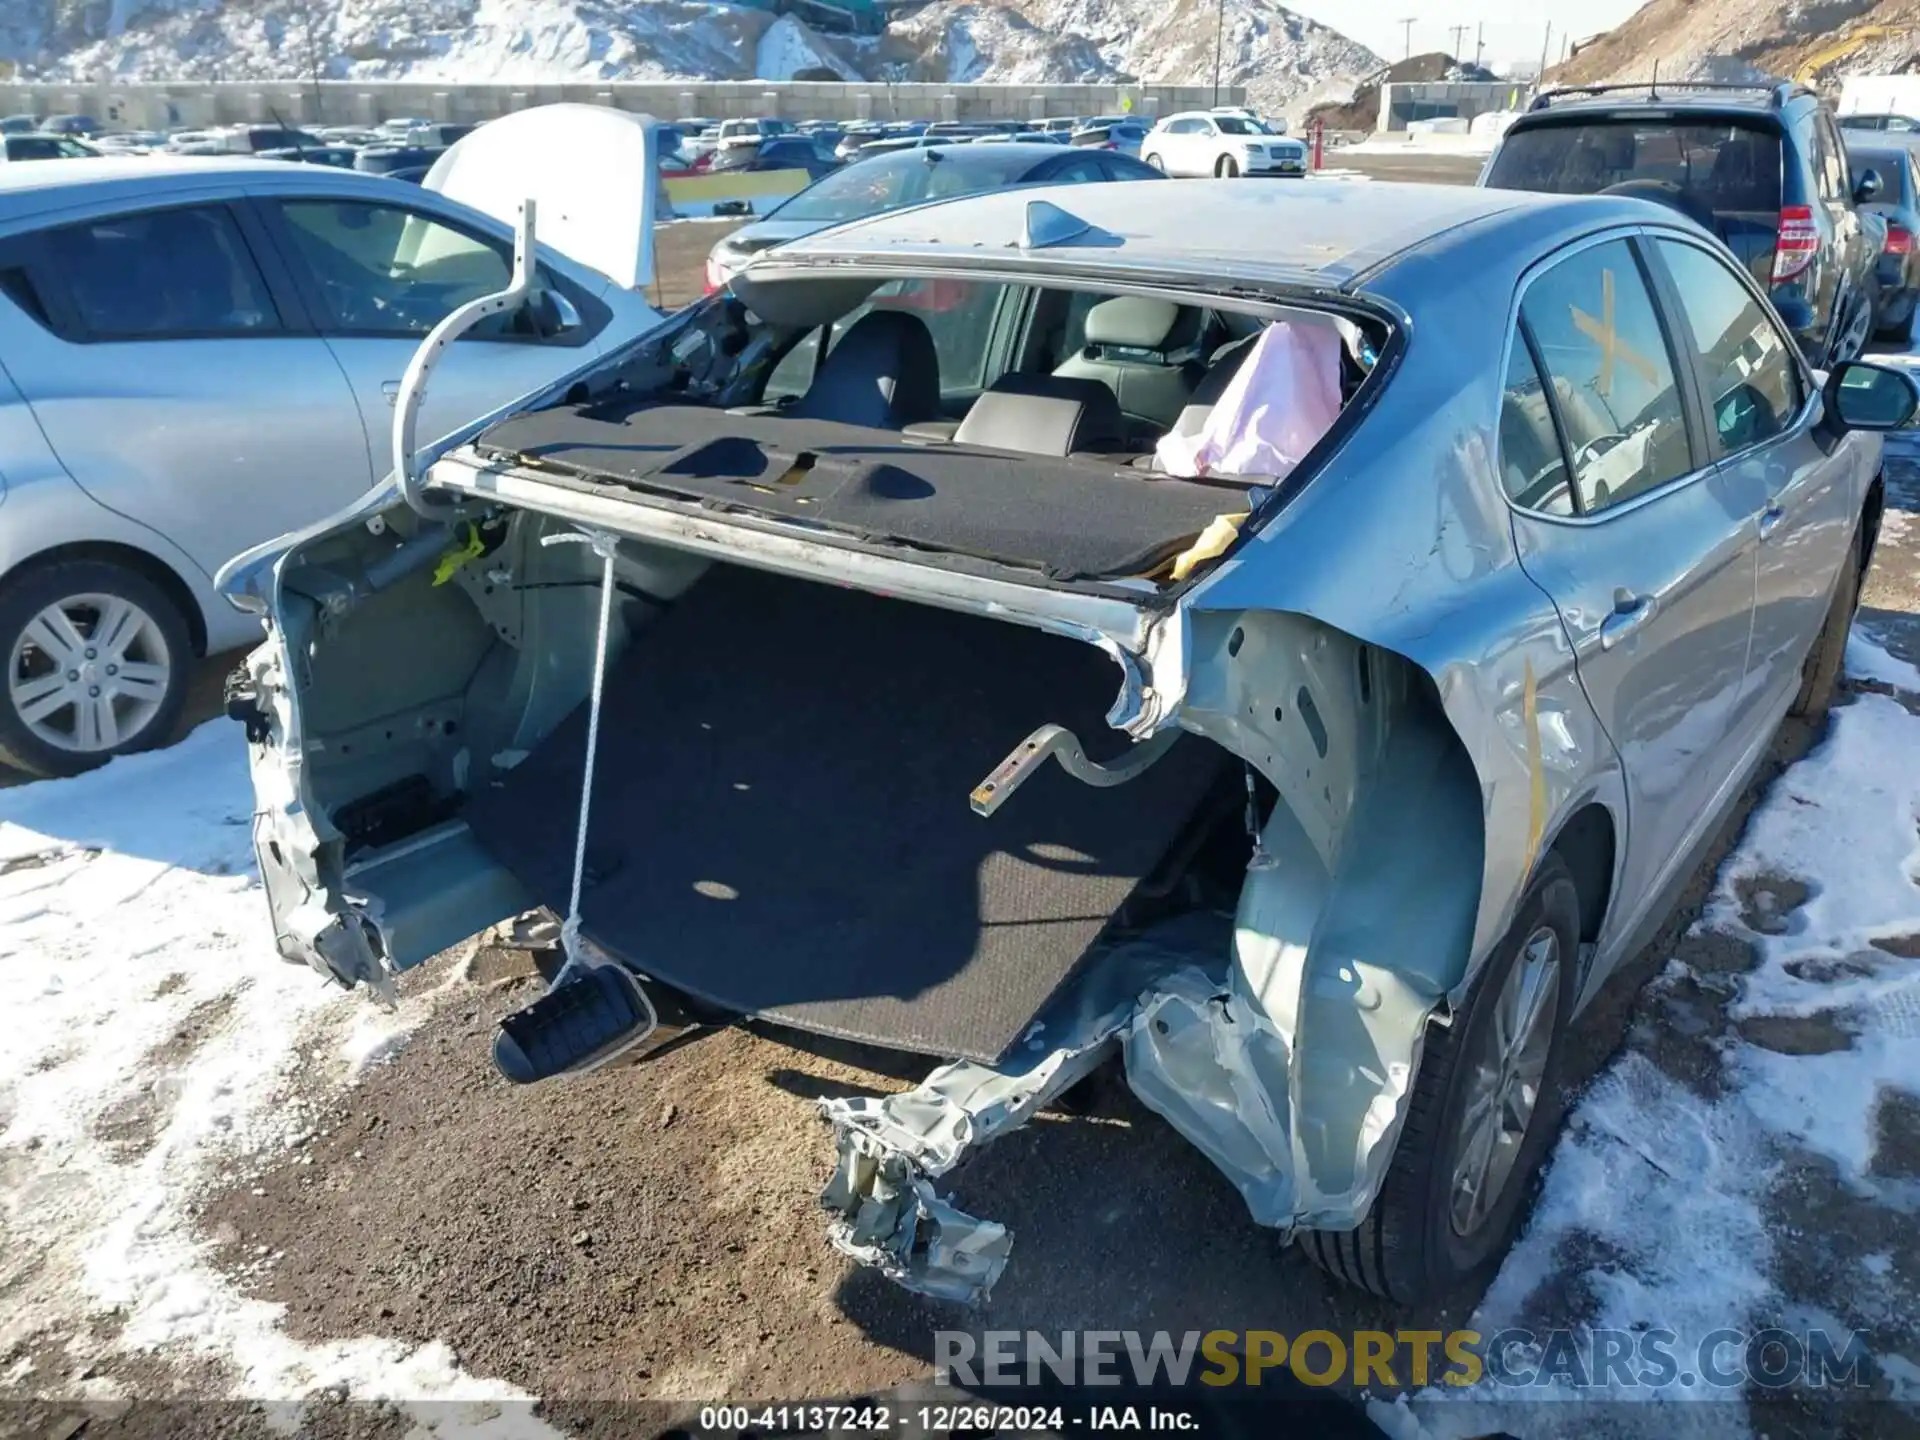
[0,79,1244,131]
[1376,81,1533,133]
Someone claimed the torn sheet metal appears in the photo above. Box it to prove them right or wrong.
[1126,690,1483,1234]
[819,1031,1118,1303]
[818,921,1222,1303]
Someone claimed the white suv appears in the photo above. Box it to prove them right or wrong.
[1142,111,1309,178]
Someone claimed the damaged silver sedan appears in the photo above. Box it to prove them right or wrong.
[219,144,1917,1308]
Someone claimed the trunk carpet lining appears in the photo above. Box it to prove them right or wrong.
[475,399,1249,581]
[461,565,1225,1064]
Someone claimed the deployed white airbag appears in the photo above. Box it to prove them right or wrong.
[1156,318,1343,479]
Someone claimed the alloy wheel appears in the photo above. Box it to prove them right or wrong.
[7,593,173,753]
[1449,926,1562,1237]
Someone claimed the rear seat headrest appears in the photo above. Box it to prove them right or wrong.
[953,373,1124,456]
[1081,296,1202,358]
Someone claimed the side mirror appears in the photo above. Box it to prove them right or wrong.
[1855,168,1884,204]
[1826,360,1920,430]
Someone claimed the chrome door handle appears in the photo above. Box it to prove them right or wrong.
[1757,505,1785,541]
[1599,592,1657,651]
[381,379,402,408]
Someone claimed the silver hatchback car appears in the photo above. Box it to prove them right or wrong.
[223,180,1913,1307]
[0,135,666,777]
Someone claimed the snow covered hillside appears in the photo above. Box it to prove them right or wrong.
[0,0,1382,122]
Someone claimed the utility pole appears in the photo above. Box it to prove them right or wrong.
[1539,20,1552,82]
[1212,0,1226,106]
[1449,24,1466,61]
[1475,21,1484,71]
[1399,16,1415,61]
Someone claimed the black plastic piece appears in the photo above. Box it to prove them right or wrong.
[223,666,270,744]
[333,774,453,854]
[493,965,653,1084]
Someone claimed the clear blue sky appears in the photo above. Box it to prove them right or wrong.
[1288,0,1650,71]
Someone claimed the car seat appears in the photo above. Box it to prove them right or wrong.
[787,310,943,428]
[1052,296,1207,435]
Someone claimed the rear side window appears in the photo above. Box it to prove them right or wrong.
[1498,335,1575,516]
[1519,239,1693,513]
[1807,115,1847,202]
[1487,120,1782,212]
[47,206,278,339]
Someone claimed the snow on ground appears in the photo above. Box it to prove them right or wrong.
[6,617,1920,1434]
[1383,636,1920,1439]
[0,724,546,1431]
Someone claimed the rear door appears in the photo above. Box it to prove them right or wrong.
[252,193,609,472]
[1646,232,1862,725]
[5,199,372,576]
[1501,234,1767,913]
[1806,112,1862,351]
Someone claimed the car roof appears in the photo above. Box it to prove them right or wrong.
[0,154,432,223]
[1515,90,1802,125]
[768,178,1660,290]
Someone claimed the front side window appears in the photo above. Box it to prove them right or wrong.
[1520,239,1693,513]
[50,205,278,338]
[1655,238,1801,456]
[277,200,515,335]
[837,278,1007,393]
[762,278,1010,403]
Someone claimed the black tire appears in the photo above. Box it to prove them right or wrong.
[0,560,193,779]
[1216,154,1239,178]
[1790,531,1864,721]
[1145,152,1165,172]
[1298,853,1581,1304]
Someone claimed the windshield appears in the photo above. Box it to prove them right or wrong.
[1486,118,1783,211]
[770,149,1046,223]
[249,128,318,150]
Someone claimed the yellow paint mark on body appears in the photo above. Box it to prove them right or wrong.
[1523,659,1546,873]
[1570,267,1659,397]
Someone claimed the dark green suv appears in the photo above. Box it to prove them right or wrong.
[1483,81,1885,367]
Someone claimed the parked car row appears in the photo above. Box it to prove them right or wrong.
[0,114,478,184]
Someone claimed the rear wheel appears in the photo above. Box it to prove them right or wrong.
[0,560,192,778]
[1831,295,1874,365]
[1876,302,1917,345]
[1298,853,1580,1303]
[1216,154,1239,178]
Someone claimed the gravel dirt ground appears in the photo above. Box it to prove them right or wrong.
[7,158,1920,1440]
